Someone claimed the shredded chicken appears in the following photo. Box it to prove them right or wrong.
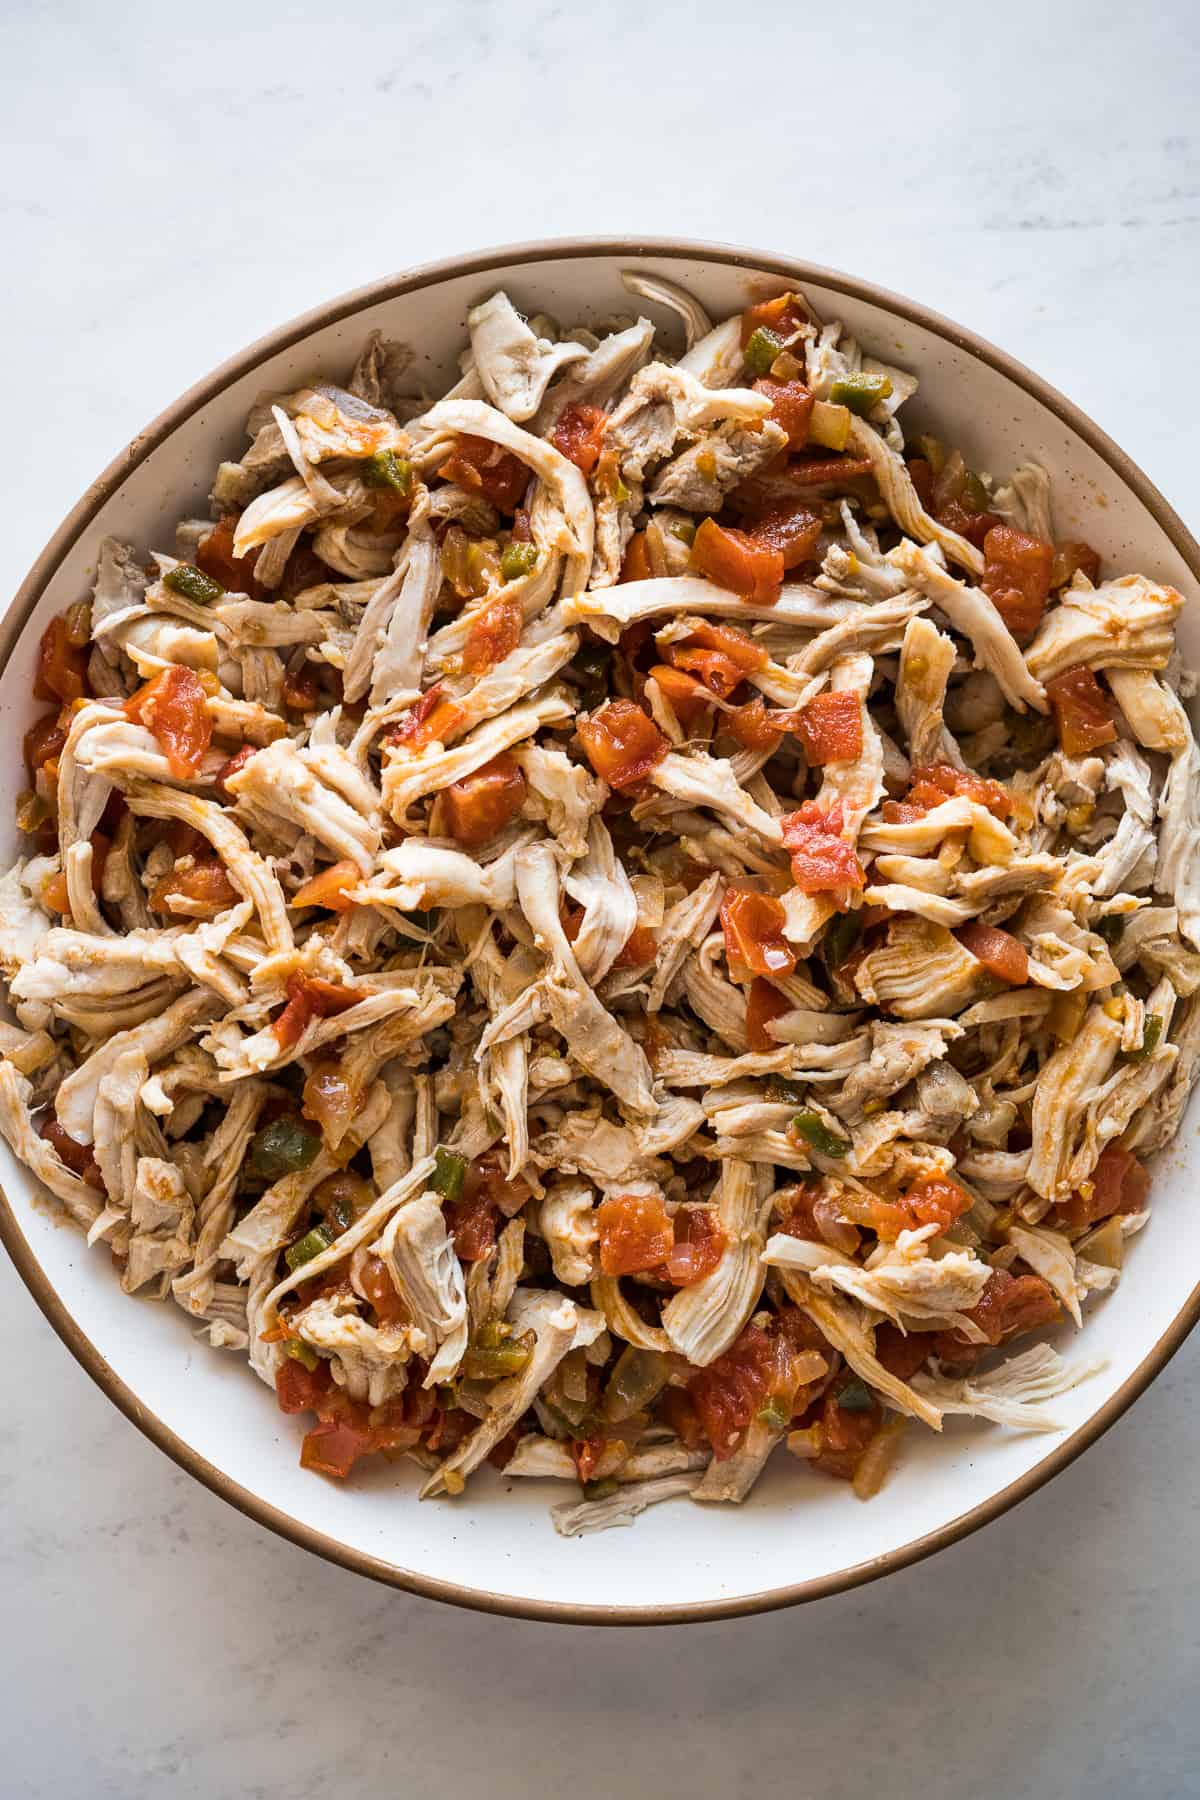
[3,272,1192,1535]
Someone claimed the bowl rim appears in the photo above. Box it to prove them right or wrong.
[4,233,1200,1626]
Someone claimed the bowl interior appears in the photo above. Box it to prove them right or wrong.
[2,245,1198,1620]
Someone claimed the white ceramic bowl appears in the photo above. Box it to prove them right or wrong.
[3,239,1198,1624]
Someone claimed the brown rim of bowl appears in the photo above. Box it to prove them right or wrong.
[2,235,1199,1627]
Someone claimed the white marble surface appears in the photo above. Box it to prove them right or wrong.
[2,0,1200,1793]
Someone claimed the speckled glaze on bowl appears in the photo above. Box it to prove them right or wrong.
[2,239,1198,1625]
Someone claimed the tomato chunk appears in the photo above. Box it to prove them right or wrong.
[740,292,807,345]
[302,1058,359,1148]
[727,696,784,753]
[24,707,68,778]
[664,1208,726,1287]
[1046,666,1117,755]
[982,524,1054,642]
[214,744,258,801]
[439,434,528,511]
[291,858,361,912]
[37,1113,104,1189]
[275,1356,333,1415]
[578,699,668,790]
[650,663,714,728]
[898,1172,973,1233]
[1051,540,1101,590]
[620,530,652,583]
[149,859,240,918]
[720,887,796,978]
[746,502,823,571]
[955,920,1029,986]
[665,619,768,701]
[358,1253,409,1326]
[551,402,607,476]
[441,752,526,847]
[613,921,659,968]
[1059,1144,1150,1230]
[882,762,1011,824]
[272,974,358,1050]
[779,801,864,898]
[596,1191,674,1276]
[745,977,791,1051]
[386,684,466,753]
[124,665,212,778]
[934,1268,1060,1364]
[689,1320,803,1459]
[689,518,784,605]
[463,596,523,674]
[34,613,89,705]
[752,377,813,448]
[196,513,263,598]
[874,1324,931,1382]
[792,689,863,766]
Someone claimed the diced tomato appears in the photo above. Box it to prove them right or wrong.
[386,684,466,753]
[1051,540,1101,590]
[745,977,791,1051]
[650,663,714,728]
[37,1113,104,1189]
[149,859,240,918]
[551,402,607,476]
[195,513,263,598]
[907,457,935,509]
[510,507,533,543]
[613,921,659,969]
[727,696,784,754]
[897,1172,973,1234]
[690,517,783,605]
[689,1320,803,1460]
[275,1356,333,1415]
[440,434,528,511]
[779,801,864,898]
[664,1208,726,1287]
[933,1268,1060,1365]
[272,973,359,1050]
[753,377,813,448]
[33,613,89,705]
[213,743,257,801]
[774,454,873,488]
[982,524,1054,642]
[746,502,823,571]
[720,887,796,978]
[441,752,526,847]
[24,708,68,778]
[578,699,668,790]
[874,1323,930,1381]
[883,762,1012,825]
[1046,666,1117,755]
[813,1374,883,1480]
[1059,1143,1150,1231]
[596,1191,674,1277]
[279,536,334,601]
[620,531,652,583]
[41,869,71,914]
[355,1252,407,1327]
[124,665,212,778]
[302,1059,359,1147]
[740,292,807,345]
[792,689,863,765]
[299,1415,372,1479]
[932,455,1000,548]
[955,920,1029,986]
[282,651,320,714]
[291,858,361,912]
[445,1186,499,1263]
[463,596,523,674]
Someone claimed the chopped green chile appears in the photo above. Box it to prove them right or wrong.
[835,1378,874,1413]
[602,1345,670,1421]
[164,563,224,604]
[1096,914,1126,946]
[757,1396,791,1430]
[363,449,413,494]
[829,371,894,416]
[823,909,863,969]
[499,540,539,581]
[583,1476,620,1500]
[766,1076,808,1106]
[285,1224,334,1271]
[432,1145,467,1202]
[744,326,787,378]
[462,1321,533,1380]
[284,1337,319,1371]
[1126,1014,1163,1063]
[248,1116,320,1181]
[791,1111,850,1158]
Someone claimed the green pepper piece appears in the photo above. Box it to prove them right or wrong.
[583,1476,620,1500]
[835,1378,874,1413]
[499,540,539,582]
[362,449,413,495]
[164,563,224,604]
[1125,1013,1163,1063]
[829,371,894,416]
[432,1145,467,1203]
[285,1224,334,1271]
[1096,915,1125,947]
[766,1076,807,1106]
[283,1337,319,1372]
[744,326,787,379]
[247,1117,321,1181]
[791,1110,850,1158]
[757,1397,791,1430]
[463,1341,532,1380]
[666,517,697,547]
[823,909,863,970]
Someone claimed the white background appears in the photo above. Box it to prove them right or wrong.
[2,1,1200,1794]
